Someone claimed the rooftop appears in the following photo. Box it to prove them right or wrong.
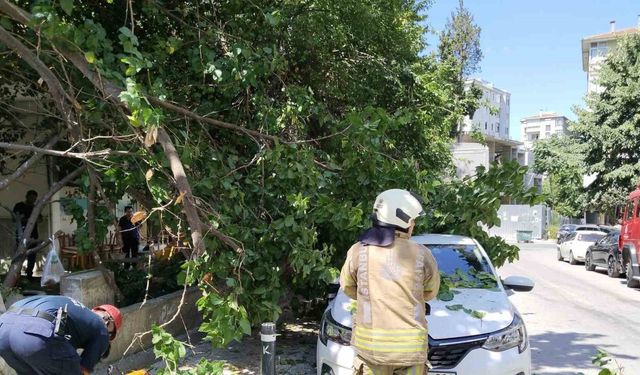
[520,112,568,122]
[464,78,510,95]
[583,27,639,42]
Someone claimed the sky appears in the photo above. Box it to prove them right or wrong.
[423,0,639,141]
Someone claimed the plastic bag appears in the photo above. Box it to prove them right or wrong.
[41,237,65,287]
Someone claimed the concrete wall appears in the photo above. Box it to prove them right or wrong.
[451,142,490,178]
[488,204,550,241]
[104,287,202,363]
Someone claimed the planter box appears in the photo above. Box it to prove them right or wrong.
[60,269,115,308]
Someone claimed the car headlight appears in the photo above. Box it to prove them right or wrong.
[482,314,527,353]
[319,309,352,346]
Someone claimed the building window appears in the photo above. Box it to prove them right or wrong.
[485,122,487,130]
[491,123,494,131]
[497,124,500,132]
[545,132,551,138]
[590,41,608,59]
[546,125,551,131]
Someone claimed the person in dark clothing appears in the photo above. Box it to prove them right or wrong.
[0,295,122,375]
[13,190,41,280]
[118,206,140,262]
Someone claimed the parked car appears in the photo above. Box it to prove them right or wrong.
[317,234,535,375]
[557,224,600,244]
[620,188,640,288]
[558,230,607,265]
[597,225,617,234]
[585,231,623,277]
[557,224,577,244]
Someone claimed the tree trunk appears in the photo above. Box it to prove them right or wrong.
[87,172,125,303]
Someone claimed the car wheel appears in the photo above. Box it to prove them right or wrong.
[585,252,596,271]
[607,256,620,278]
[557,248,563,261]
[569,251,578,265]
[626,262,640,288]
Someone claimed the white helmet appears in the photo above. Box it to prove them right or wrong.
[372,189,425,229]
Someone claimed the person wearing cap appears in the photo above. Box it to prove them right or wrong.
[340,189,440,375]
[0,295,122,375]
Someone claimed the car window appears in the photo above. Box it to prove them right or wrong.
[609,232,620,244]
[428,244,498,288]
[567,232,577,241]
[577,233,606,242]
[598,234,612,245]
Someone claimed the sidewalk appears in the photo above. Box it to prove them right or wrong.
[95,319,319,375]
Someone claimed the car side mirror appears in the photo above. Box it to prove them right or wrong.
[502,276,534,292]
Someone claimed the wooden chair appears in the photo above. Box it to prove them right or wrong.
[59,233,95,270]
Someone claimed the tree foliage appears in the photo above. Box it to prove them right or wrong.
[573,34,640,212]
[532,134,586,217]
[438,0,483,79]
[0,0,538,354]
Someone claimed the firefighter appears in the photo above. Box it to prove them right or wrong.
[340,189,440,375]
[0,295,122,375]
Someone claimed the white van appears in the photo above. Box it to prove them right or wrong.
[317,234,534,375]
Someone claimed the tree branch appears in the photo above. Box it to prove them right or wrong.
[0,142,134,159]
[156,128,206,258]
[0,141,133,159]
[0,134,61,190]
[3,166,83,288]
[0,22,81,140]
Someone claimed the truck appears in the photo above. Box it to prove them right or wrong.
[620,187,640,288]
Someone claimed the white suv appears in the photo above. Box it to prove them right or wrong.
[317,234,534,375]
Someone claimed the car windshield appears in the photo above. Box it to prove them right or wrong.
[428,244,498,288]
[577,233,605,242]
[561,225,576,231]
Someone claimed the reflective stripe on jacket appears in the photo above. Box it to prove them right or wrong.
[340,231,440,366]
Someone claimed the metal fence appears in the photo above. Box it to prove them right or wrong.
[488,204,551,241]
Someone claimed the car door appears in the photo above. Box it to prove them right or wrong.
[592,234,611,265]
[562,232,576,258]
[607,232,621,262]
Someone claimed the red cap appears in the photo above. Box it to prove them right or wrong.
[92,304,122,339]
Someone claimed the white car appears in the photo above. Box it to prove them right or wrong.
[317,234,534,375]
[557,230,607,265]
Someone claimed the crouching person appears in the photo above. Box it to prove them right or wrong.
[0,295,122,375]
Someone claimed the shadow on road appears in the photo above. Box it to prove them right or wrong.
[530,331,638,374]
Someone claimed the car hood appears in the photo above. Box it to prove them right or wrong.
[331,288,515,339]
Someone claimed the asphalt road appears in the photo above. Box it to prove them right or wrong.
[499,242,640,375]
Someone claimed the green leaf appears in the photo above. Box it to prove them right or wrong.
[239,319,251,335]
[60,0,74,15]
[84,51,96,64]
[438,290,454,301]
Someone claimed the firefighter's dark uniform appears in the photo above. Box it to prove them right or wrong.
[0,295,109,375]
[341,231,440,375]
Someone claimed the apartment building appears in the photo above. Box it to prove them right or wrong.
[452,79,521,178]
[581,19,640,94]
